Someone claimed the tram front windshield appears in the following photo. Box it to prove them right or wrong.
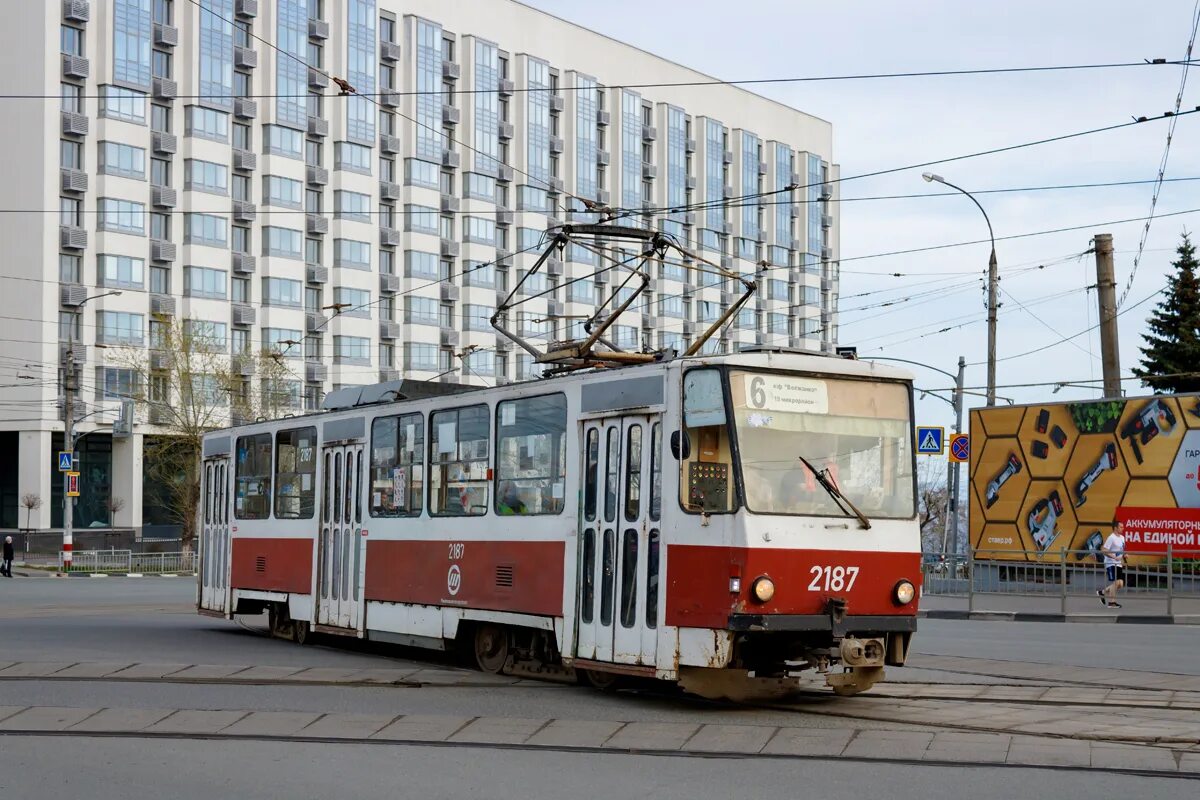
[729,370,915,519]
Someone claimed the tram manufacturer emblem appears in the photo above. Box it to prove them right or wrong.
[447,563,462,596]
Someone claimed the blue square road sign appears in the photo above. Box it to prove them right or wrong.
[58,451,74,471]
[916,426,945,455]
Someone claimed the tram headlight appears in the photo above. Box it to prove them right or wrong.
[893,579,916,606]
[751,576,775,603]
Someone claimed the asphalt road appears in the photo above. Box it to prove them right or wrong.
[0,736,1191,800]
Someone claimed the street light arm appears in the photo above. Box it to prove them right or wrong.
[926,176,995,251]
[861,356,956,383]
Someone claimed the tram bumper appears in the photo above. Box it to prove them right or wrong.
[726,613,917,635]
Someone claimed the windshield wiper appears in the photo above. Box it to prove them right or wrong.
[798,455,872,530]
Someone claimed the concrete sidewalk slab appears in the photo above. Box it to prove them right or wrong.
[69,707,175,732]
[223,665,305,681]
[300,712,398,739]
[146,709,250,734]
[923,732,1011,764]
[525,718,624,748]
[53,663,132,679]
[169,664,252,680]
[105,663,189,679]
[0,706,99,731]
[843,729,934,760]
[761,727,854,757]
[0,662,75,678]
[603,721,700,751]
[684,723,777,754]
[372,714,474,742]
[450,716,547,744]
[1007,736,1092,767]
[221,711,324,737]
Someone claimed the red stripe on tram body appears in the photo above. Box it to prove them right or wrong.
[230,537,313,593]
[365,539,565,616]
[665,545,923,629]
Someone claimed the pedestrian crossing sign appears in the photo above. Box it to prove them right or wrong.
[58,451,73,471]
[916,426,945,455]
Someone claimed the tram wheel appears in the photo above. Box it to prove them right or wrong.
[582,669,622,691]
[293,620,310,646]
[473,625,509,674]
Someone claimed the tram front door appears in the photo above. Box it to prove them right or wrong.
[576,416,662,667]
[200,456,231,614]
[317,442,364,631]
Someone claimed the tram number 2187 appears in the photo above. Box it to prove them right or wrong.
[808,565,860,592]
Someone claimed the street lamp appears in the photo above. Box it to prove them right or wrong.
[922,172,999,407]
[62,290,122,570]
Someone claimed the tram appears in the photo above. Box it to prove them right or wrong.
[197,349,921,696]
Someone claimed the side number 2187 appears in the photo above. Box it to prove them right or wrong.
[808,565,859,592]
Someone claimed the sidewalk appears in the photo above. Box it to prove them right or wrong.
[920,594,1200,624]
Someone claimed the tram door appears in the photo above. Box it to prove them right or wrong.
[200,456,231,613]
[317,443,364,630]
[576,416,661,666]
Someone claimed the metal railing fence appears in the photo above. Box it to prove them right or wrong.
[921,548,1200,614]
[57,550,196,574]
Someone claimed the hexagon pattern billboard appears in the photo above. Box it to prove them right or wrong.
[969,392,1200,562]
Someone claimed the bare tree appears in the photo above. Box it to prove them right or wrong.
[105,496,126,524]
[916,458,949,555]
[20,493,42,530]
[108,316,298,550]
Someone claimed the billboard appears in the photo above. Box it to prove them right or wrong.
[969,392,1200,562]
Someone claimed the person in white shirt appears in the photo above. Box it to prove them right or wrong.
[1097,520,1126,608]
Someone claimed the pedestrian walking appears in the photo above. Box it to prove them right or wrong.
[2,535,14,578]
[1097,520,1126,608]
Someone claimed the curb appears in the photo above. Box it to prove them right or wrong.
[920,609,1200,625]
[49,572,197,579]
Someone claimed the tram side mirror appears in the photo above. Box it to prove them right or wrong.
[670,430,690,460]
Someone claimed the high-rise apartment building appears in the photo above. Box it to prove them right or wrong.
[0,0,839,535]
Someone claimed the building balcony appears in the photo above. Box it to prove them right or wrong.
[62,0,90,23]
[306,165,328,185]
[151,131,176,154]
[234,45,257,69]
[60,168,87,194]
[233,148,256,171]
[231,252,256,275]
[61,54,89,80]
[150,239,176,263]
[61,111,88,137]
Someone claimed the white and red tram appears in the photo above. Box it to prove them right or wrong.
[198,349,921,695]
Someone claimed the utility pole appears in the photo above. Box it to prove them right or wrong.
[986,248,999,407]
[1094,233,1121,398]
[62,341,75,571]
[949,356,965,556]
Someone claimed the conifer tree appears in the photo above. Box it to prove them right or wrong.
[1134,232,1200,394]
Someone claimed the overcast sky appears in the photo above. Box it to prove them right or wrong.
[523,0,1199,430]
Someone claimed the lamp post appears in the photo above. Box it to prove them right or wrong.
[864,355,966,556]
[62,290,122,570]
[922,173,998,406]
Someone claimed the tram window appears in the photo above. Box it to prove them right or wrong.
[583,428,599,522]
[649,423,662,522]
[603,427,619,523]
[581,529,595,623]
[370,413,424,517]
[619,529,638,628]
[646,529,659,629]
[680,368,735,514]
[234,432,272,519]
[623,425,642,522]
[273,427,317,519]
[495,393,567,516]
[430,404,490,516]
[600,529,615,625]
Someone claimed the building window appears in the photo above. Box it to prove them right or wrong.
[198,0,234,108]
[235,433,272,520]
[333,335,370,364]
[185,106,229,141]
[622,91,642,211]
[404,158,440,189]
[275,0,307,127]
[263,226,302,258]
[183,266,227,299]
[526,58,551,185]
[60,254,82,282]
[98,142,146,180]
[264,124,303,157]
[100,85,147,123]
[113,0,152,86]
[333,238,371,269]
[184,213,228,247]
[333,287,370,316]
[334,141,372,173]
[97,198,146,235]
[405,296,438,326]
[405,204,439,234]
[575,75,598,198]
[262,277,302,307]
[404,342,438,370]
[274,427,317,519]
[474,39,499,174]
[463,260,494,288]
[262,327,302,357]
[185,159,228,194]
[429,404,490,516]
[462,303,492,332]
[405,250,439,280]
[183,319,228,350]
[415,19,444,161]
[98,367,141,401]
[462,216,495,245]
[97,311,145,346]
[263,175,303,208]
[334,190,371,221]
[346,0,376,143]
[96,254,145,289]
[659,295,684,318]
